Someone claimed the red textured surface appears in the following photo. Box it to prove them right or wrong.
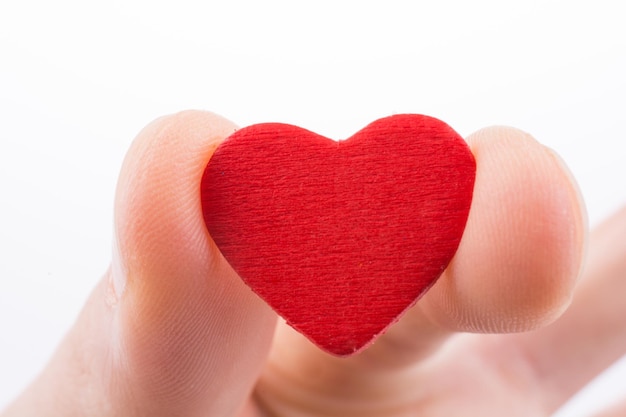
[201,114,476,356]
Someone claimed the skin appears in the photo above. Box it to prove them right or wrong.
[2,110,625,416]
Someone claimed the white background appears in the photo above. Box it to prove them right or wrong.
[1,1,625,415]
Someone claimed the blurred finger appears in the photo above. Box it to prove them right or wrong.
[589,397,626,417]
[508,206,626,413]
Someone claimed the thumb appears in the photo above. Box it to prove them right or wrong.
[4,111,277,417]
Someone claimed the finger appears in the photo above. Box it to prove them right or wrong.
[3,111,277,417]
[254,126,586,415]
[420,126,586,333]
[508,206,626,413]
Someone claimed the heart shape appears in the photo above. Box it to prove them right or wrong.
[201,114,476,356]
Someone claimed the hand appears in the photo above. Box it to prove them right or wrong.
[3,111,624,417]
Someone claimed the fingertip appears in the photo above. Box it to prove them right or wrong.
[110,110,277,415]
[421,126,587,333]
[114,110,238,278]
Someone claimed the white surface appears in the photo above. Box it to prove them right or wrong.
[1,1,625,414]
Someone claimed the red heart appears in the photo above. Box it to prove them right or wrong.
[201,114,475,356]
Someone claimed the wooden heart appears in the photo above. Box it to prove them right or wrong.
[201,114,475,356]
